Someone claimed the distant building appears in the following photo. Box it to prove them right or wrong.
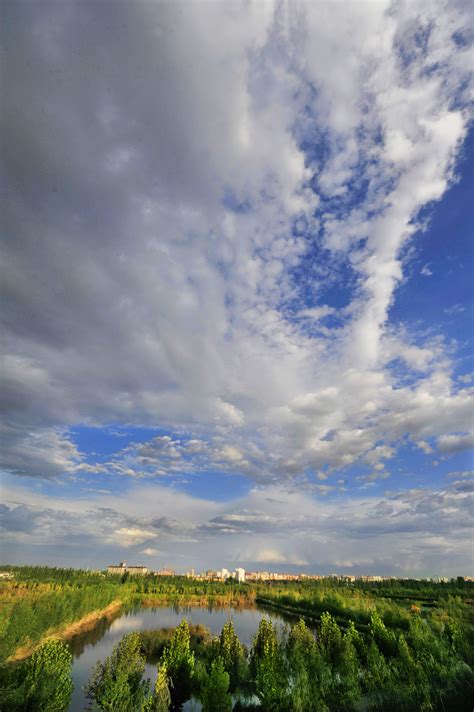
[235,567,245,583]
[107,561,148,575]
[154,567,175,577]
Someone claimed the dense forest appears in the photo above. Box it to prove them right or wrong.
[0,566,473,710]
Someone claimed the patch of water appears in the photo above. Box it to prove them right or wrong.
[68,602,296,711]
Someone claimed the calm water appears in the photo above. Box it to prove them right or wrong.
[67,602,298,711]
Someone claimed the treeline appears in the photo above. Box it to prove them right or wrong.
[1,565,472,664]
[256,590,412,631]
[2,610,472,711]
[255,578,474,632]
[256,576,474,604]
[0,568,252,661]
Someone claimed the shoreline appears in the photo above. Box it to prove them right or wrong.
[6,594,254,663]
[8,599,123,663]
[139,592,256,608]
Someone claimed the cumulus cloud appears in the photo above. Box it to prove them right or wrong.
[1,1,473,571]
[142,548,160,557]
[2,0,472,486]
[438,432,474,454]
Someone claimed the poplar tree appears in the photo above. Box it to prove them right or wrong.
[85,631,150,711]
[1,641,74,711]
[147,662,171,712]
[218,620,246,689]
[250,618,288,712]
[200,656,232,712]
[160,619,194,709]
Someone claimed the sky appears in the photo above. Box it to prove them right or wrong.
[1,0,473,577]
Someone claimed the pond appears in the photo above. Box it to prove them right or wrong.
[67,601,302,711]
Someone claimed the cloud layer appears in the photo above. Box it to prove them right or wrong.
[1,1,473,572]
[2,475,472,576]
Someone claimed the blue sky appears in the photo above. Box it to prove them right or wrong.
[1,0,473,576]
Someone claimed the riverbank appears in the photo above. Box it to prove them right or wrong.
[255,595,372,633]
[139,591,256,608]
[8,599,123,662]
[6,593,256,662]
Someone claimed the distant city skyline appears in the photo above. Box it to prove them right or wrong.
[2,1,473,578]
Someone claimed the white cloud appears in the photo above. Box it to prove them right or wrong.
[111,528,158,548]
[438,432,474,454]
[416,440,435,455]
[142,547,160,556]
[1,2,472,507]
[1,479,472,576]
[447,470,473,479]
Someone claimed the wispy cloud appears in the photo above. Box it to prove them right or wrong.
[1,0,473,572]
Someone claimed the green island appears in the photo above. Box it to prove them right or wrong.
[0,566,473,710]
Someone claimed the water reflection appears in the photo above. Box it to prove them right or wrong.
[67,612,120,658]
[67,602,300,711]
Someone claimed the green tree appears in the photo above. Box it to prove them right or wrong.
[250,618,288,712]
[286,618,332,711]
[146,662,171,712]
[200,656,232,712]
[161,619,195,709]
[218,620,247,690]
[0,639,73,711]
[369,611,397,658]
[316,614,361,711]
[345,620,367,663]
[85,631,149,711]
[318,612,343,665]
[288,618,316,659]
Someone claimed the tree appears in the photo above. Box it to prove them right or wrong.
[218,620,247,690]
[160,619,195,709]
[369,611,398,658]
[250,618,288,712]
[146,662,171,712]
[287,619,330,712]
[200,656,232,712]
[318,612,343,665]
[345,620,367,664]
[85,631,150,711]
[0,639,73,712]
[288,618,316,659]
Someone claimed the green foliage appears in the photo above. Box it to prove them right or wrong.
[369,611,398,658]
[315,614,360,711]
[287,619,329,712]
[288,618,317,659]
[250,618,288,711]
[0,580,120,660]
[146,662,171,712]
[2,567,473,711]
[199,656,232,712]
[218,619,247,690]
[0,639,73,711]
[319,612,344,664]
[161,619,195,709]
[139,624,211,660]
[85,631,150,711]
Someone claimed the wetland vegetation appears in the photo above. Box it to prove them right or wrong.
[0,566,472,711]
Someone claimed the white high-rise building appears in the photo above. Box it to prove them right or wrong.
[235,567,245,583]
